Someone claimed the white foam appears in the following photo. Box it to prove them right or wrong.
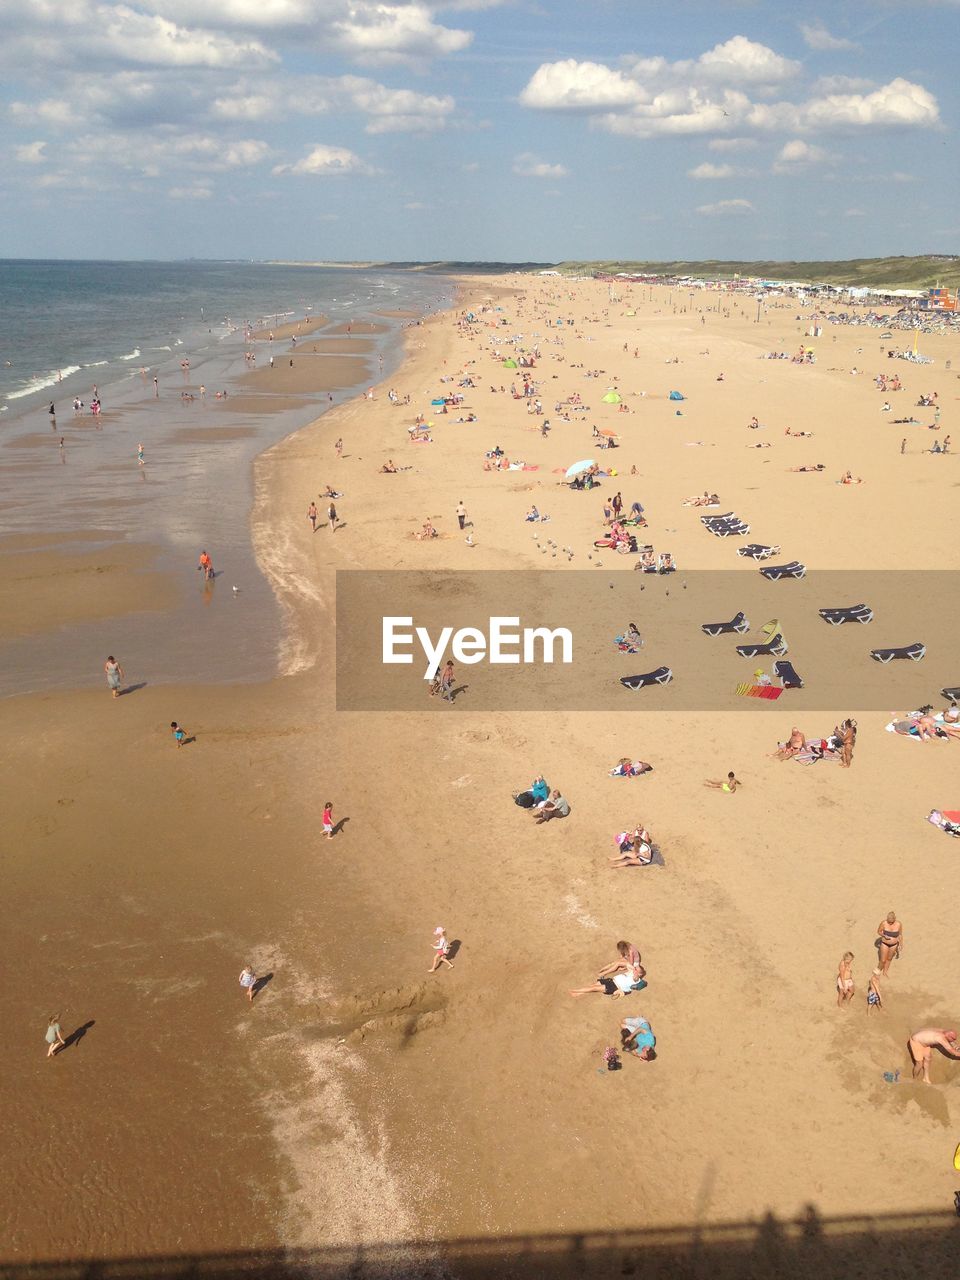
[5,365,82,400]
[84,359,109,367]
[119,347,141,361]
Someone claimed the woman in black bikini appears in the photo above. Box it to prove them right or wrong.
[876,912,903,977]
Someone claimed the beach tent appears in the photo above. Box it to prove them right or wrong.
[565,459,595,478]
[503,358,518,368]
[668,390,685,401]
[601,391,622,404]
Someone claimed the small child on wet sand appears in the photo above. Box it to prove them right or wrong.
[239,965,258,1002]
[429,926,454,973]
[704,772,742,793]
[322,801,334,839]
[837,952,855,1007]
[170,721,187,747]
[867,972,882,1014]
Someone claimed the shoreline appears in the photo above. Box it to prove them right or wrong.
[4,272,960,1270]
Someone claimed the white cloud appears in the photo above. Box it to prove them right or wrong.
[696,198,754,216]
[461,161,480,172]
[0,0,278,70]
[273,143,373,176]
[688,161,734,179]
[512,151,567,178]
[15,141,47,163]
[799,21,858,52]
[519,59,644,111]
[708,136,757,152]
[328,2,472,65]
[695,36,799,85]
[519,37,940,143]
[59,129,270,176]
[772,139,830,172]
[210,73,455,133]
[844,207,867,217]
[800,78,940,131]
[168,184,213,198]
[222,138,270,165]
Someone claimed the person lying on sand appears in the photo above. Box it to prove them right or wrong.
[620,1017,656,1060]
[789,464,825,472]
[773,727,806,759]
[569,955,646,999]
[609,759,654,777]
[682,492,719,507]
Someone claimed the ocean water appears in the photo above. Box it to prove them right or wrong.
[0,260,454,696]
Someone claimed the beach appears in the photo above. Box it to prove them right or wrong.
[4,273,960,1277]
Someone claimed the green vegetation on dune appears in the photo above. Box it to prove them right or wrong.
[554,256,960,290]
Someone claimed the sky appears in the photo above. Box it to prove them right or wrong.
[1,0,958,262]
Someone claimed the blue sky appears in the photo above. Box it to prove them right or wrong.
[1,1,957,261]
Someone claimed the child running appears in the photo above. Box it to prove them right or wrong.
[429,926,454,973]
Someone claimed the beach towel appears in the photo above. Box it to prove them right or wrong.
[614,635,643,654]
[735,683,783,700]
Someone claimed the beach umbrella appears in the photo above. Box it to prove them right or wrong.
[601,390,622,404]
[598,429,619,438]
[503,358,518,368]
[565,459,595,478]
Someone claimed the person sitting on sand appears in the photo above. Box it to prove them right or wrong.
[748,416,760,429]
[620,1016,656,1060]
[323,485,342,499]
[789,464,825,473]
[414,519,437,540]
[525,505,541,522]
[530,775,550,805]
[623,621,643,648]
[533,790,569,824]
[380,459,398,473]
[610,825,653,867]
[838,471,863,485]
[704,771,742,793]
[638,548,656,571]
[773,727,806,760]
[609,759,653,777]
[943,700,960,724]
[908,1027,960,1084]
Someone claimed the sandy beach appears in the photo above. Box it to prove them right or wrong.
[4,274,960,1277]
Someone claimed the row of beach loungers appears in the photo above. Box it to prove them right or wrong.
[700,514,807,580]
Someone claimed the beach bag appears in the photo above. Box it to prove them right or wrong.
[514,791,536,809]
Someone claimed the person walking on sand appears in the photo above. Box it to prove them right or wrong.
[198,550,213,580]
[104,655,124,698]
[456,500,466,531]
[335,437,343,460]
[876,911,903,976]
[438,659,455,702]
[908,1027,960,1084]
[327,500,338,532]
[837,952,855,1007]
[170,721,187,748]
[239,965,258,1002]
[137,442,145,466]
[46,1016,66,1058]
[429,926,453,973]
[704,771,742,793]
[307,501,318,532]
[322,800,334,839]
[900,438,907,455]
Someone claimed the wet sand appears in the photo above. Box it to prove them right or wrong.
[4,275,960,1273]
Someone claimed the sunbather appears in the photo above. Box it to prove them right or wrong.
[609,758,653,777]
[569,957,646,998]
[838,471,864,485]
[773,727,806,760]
[610,825,653,867]
[414,519,437,540]
[789,464,825,472]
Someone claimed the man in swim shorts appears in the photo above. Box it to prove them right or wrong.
[907,1027,960,1083]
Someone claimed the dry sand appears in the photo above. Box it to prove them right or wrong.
[3,276,960,1276]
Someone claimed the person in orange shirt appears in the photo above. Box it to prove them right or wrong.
[198,550,213,579]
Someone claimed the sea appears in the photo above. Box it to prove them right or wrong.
[0,260,455,696]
